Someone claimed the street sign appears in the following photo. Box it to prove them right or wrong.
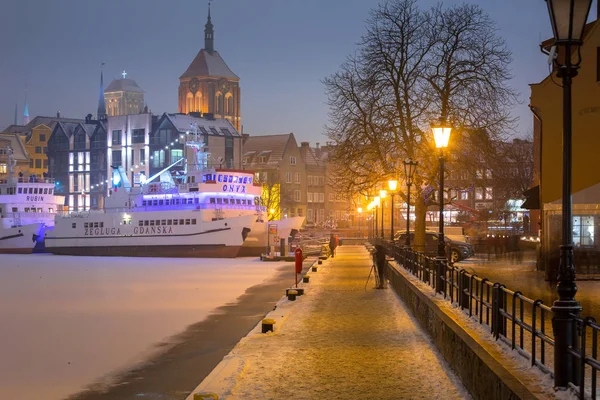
[269,224,278,235]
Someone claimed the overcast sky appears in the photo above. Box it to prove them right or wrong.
[0,0,581,144]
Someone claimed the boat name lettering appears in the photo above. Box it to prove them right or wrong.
[85,227,121,236]
[26,195,44,201]
[133,226,173,235]
[222,184,246,193]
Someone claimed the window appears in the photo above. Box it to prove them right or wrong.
[259,156,266,164]
[35,146,42,154]
[475,188,483,200]
[112,130,122,145]
[476,169,483,179]
[29,159,34,168]
[307,192,313,203]
[152,150,165,168]
[319,193,324,203]
[329,193,335,201]
[171,149,183,163]
[112,150,122,166]
[132,128,145,144]
[139,149,145,165]
[308,175,313,186]
[293,190,301,202]
[307,208,314,222]
[485,187,493,200]
[35,159,42,168]
[290,156,296,165]
[485,169,493,179]
[460,191,469,200]
[294,172,300,184]
[285,172,292,183]
[39,134,46,142]
[573,216,594,247]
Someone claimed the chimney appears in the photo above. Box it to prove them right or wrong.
[56,111,61,118]
[300,141,309,148]
[316,142,320,149]
[242,133,250,144]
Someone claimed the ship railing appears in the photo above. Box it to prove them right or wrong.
[16,177,56,184]
[6,212,57,220]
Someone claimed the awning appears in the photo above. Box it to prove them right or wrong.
[522,185,540,209]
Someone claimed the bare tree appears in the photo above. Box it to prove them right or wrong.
[324,0,518,246]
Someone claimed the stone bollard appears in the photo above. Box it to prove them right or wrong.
[286,288,304,296]
[312,266,318,272]
[303,275,310,283]
[287,290,298,301]
[194,393,219,400]
[261,318,276,333]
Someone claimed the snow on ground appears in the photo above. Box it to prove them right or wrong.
[188,246,470,400]
[0,253,288,400]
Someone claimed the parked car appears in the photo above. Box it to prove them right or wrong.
[394,231,475,262]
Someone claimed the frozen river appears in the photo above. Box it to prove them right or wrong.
[0,254,292,400]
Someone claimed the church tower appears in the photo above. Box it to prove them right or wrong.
[178,3,241,131]
[97,64,107,120]
[104,70,145,116]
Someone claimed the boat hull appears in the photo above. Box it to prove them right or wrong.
[47,244,241,258]
[45,212,255,258]
[0,224,42,254]
[239,216,305,257]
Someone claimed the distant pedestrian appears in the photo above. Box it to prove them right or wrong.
[374,244,387,289]
[329,233,337,258]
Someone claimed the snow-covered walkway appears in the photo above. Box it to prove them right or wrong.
[189,246,470,399]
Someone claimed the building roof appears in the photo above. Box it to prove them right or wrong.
[242,134,294,165]
[105,78,144,93]
[179,49,239,80]
[3,115,86,135]
[53,121,106,139]
[299,142,320,167]
[0,133,29,160]
[159,113,241,137]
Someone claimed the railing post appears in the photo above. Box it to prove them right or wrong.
[436,258,445,295]
[460,270,470,310]
[498,285,506,338]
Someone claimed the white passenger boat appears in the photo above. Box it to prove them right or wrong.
[45,130,304,258]
[0,146,65,253]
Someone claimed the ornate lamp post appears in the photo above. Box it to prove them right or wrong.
[379,190,387,239]
[367,203,374,239]
[374,196,380,239]
[545,0,591,389]
[403,159,418,247]
[357,207,363,237]
[432,121,452,258]
[388,180,398,241]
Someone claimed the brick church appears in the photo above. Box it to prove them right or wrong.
[177,5,241,131]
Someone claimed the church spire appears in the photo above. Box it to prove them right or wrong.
[98,63,107,120]
[205,1,214,54]
[23,88,30,125]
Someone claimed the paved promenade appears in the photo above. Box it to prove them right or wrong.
[189,246,469,399]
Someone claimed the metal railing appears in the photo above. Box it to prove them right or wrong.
[380,239,600,399]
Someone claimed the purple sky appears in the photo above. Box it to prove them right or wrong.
[0,0,585,143]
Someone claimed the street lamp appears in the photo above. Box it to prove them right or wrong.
[403,159,418,247]
[388,180,398,241]
[379,190,387,239]
[374,196,380,239]
[432,120,452,258]
[357,207,363,237]
[367,203,373,239]
[545,0,591,389]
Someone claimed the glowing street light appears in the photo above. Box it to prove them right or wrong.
[432,120,451,258]
[387,180,398,241]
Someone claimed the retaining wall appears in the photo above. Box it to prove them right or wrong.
[386,263,543,400]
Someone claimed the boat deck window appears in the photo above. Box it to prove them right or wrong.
[72,223,76,229]
[18,188,22,194]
